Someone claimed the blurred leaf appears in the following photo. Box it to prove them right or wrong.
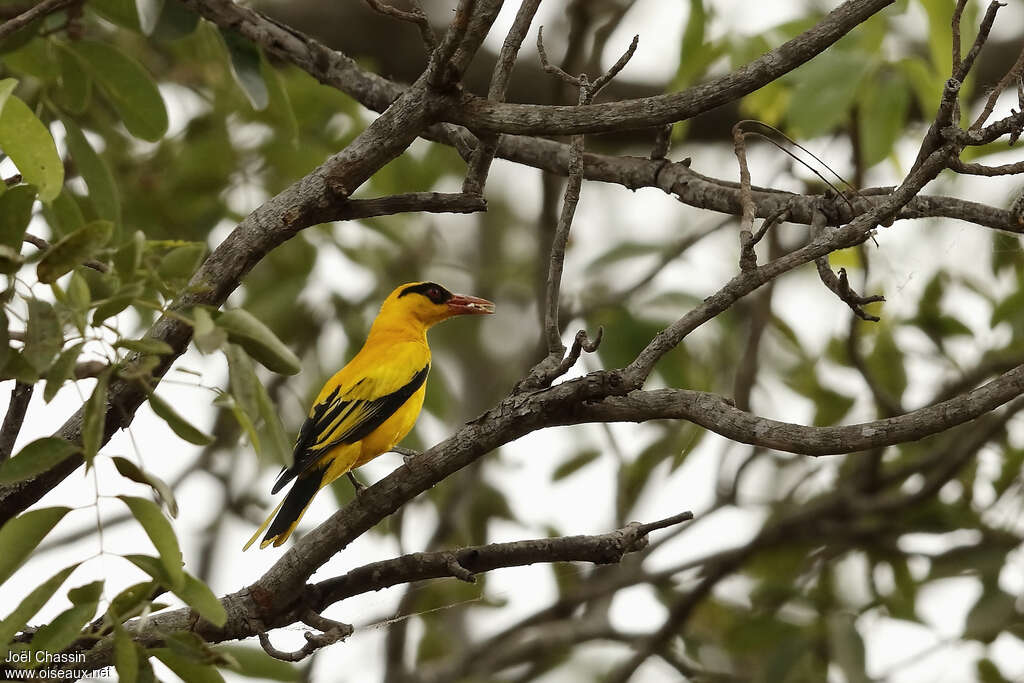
[44,342,84,402]
[114,626,140,683]
[977,658,1012,683]
[119,496,184,590]
[37,220,114,284]
[62,118,121,228]
[70,41,169,141]
[0,92,64,201]
[0,438,80,484]
[813,387,855,427]
[136,0,165,34]
[193,307,227,353]
[29,599,99,662]
[177,573,227,627]
[115,338,175,356]
[113,230,146,279]
[866,326,907,401]
[262,60,298,146]
[964,586,1017,643]
[68,580,104,605]
[55,45,92,114]
[858,71,910,167]
[42,189,87,237]
[107,580,159,621]
[0,184,36,251]
[92,281,144,326]
[220,28,268,110]
[215,645,300,681]
[152,0,200,40]
[552,448,600,481]
[89,0,141,30]
[151,649,225,683]
[827,613,869,683]
[24,298,61,372]
[158,244,206,283]
[83,368,111,467]
[216,308,301,375]
[584,241,663,273]
[0,564,78,663]
[0,507,71,586]
[112,456,179,517]
[149,392,214,445]
[787,50,872,137]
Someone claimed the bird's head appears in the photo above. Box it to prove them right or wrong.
[379,281,495,330]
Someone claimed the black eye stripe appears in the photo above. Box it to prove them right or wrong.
[398,282,452,304]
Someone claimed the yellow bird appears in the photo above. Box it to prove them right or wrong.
[245,282,494,550]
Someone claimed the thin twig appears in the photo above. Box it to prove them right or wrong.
[23,234,109,273]
[0,382,34,465]
[364,0,436,53]
[733,123,757,271]
[0,0,75,40]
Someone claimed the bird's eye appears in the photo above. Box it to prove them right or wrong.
[427,287,440,300]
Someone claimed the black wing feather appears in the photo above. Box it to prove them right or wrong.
[271,365,428,494]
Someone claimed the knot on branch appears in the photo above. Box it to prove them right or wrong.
[516,327,604,394]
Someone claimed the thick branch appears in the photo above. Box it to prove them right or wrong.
[0,0,75,40]
[443,0,895,135]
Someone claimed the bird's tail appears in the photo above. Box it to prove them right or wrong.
[244,465,328,550]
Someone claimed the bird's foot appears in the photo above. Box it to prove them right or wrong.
[346,471,365,494]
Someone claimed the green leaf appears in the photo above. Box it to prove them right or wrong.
[193,307,227,353]
[157,244,206,282]
[114,338,175,356]
[107,579,159,621]
[0,564,78,663]
[0,507,71,586]
[0,351,38,383]
[254,360,291,465]
[0,77,16,114]
[0,244,23,275]
[114,626,140,683]
[813,387,855,427]
[216,308,301,375]
[113,230,145,279]
[867,326,907,401]
[112,456,178,517]
[42,189,86,237]
[136,0,165,34]
[0,438,80,484]
[44,343,84,402]
[119,496,184,591]
[787,50,872,137]
[262,59,298,147]
[178,573,226,627]
[978,658,1012,683]
[152,649,225,683]
[220,28,268,110]
[0,310,8,375]
[83,368,111,467]
[62,118,121,228]
[23,298,62,372]
[552,449,600,481]
[858,72,910,167]
[70,41,168,141]
[151,0,199,40]
[37,220,114,284]
[29,600,98,660]
[68,580,104,605]
[92,281,144,326]
[964,586,1017,643]
[215,645,300,681]
[0,184,36,250]
[0,93,63,201]
[149,392,214,445]
[827,613,869,683]
[55,45,92,114]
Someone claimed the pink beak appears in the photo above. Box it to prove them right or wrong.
[447,293,495,316]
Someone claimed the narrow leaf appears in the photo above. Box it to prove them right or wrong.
[119,496,184,590]
[114,338,174,356]
[83,368,111,467]
[44,342,85,402]
[152,649,225,683]
[149,392,213,445]
[178,573,226,627]
[0,438,80,484]
[220,28,268,110]
[112,456,178,517]
[62,118,121,228]
[23,298,61,372]
[70,41,168,141]
[113,625,139,683]
[0,564,78,663]
[55,45,92,114]
[29,601,98,658]
[216,308,301,375]
[0,507,71,586]
[0,184,36,249]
